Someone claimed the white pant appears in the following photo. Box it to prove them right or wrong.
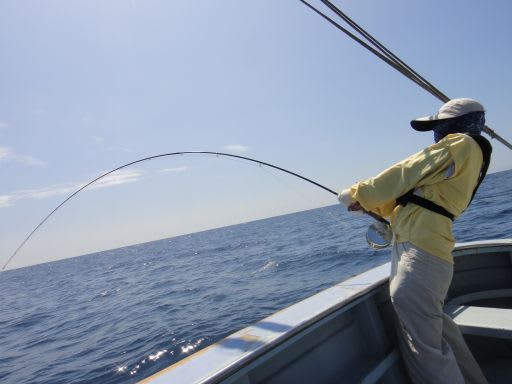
[389,242,488,384]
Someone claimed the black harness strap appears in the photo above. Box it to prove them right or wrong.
[397,190,455,220]
[468,135,492,205]
[397,135,492,221]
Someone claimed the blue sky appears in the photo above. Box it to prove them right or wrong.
[1,0,511,269]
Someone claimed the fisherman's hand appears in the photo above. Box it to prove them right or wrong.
[348,201,363,212]
[338,189,364,214]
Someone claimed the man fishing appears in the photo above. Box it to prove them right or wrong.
[338,98,491,384]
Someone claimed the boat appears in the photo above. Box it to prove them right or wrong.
[141,239,512,383]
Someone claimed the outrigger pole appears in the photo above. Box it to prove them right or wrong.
[299,0,512,150]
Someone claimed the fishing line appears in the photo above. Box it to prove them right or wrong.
[2,151,388,271]
[299,0,512,150]
[255,164,351,230]
[212,157,352,276]
[191,154,340,227]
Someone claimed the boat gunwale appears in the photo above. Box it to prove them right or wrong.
[142,239,512,384]
[142,263,391,383]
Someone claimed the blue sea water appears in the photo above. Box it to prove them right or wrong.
[0,170,511,384]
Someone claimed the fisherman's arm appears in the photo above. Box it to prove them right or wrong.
[340,139,457,214]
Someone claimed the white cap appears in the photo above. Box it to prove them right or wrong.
[411,98,485,131]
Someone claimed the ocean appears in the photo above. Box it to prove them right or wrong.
[1,169,511,384]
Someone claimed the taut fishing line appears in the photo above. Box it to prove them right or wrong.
[1,151,389,271]
[255,163,351,231]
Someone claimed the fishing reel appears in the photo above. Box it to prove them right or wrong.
[366,221,393,249]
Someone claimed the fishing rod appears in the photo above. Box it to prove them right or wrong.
[2,151,389,271]
[300,0,512,150]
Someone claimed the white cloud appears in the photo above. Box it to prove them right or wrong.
[89,169,140,189]
[0,147,12,160]
[16,154,46,166]
[0,195,11,208]
[0,169,142,209]
[225,144,249,153]
[0,166,197,209]
[92,136,105,144]
[15,184,78,200]
[0,146,46,166]
[0,122,9,129]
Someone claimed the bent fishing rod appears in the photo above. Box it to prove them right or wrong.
[299,0,512,150]
[2,151,388,271]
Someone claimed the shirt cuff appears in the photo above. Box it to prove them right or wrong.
[337,188,354,208]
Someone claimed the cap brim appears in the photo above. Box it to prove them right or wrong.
[410,115,458,131]
[410,117,437,131]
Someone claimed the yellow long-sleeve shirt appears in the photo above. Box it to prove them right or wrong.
[349,133,483,263]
